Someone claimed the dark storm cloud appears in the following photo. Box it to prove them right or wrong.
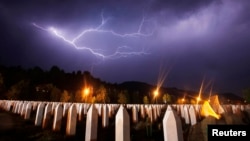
[0,0,218,24]
[149,0,216,14]
[1,0,250,95]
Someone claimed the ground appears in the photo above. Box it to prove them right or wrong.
[0,109,164,141]
[1,108,249,141]
[0,110,68,141]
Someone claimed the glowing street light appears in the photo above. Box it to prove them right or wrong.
[182,94,186,104]
[153,89,159,104]
[154,89,159,97]
[84,88,90,96]
[196,96,201,104]
[153,64,169,104]
[82,87,90,102]
[196,78,204,104]
[182,98,185,103]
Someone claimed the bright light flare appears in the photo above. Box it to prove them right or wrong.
[83,88,90,96]
[81,87,91,103]
[154,64,170,98]
[196,96,201,102]
[153,89,159,98]
[196,77,205,104]
[182,94,186,103]
[182,98,185,102]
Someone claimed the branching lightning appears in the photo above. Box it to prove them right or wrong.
[31,12,154,60]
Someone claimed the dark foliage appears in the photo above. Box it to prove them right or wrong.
[0,65,244,104]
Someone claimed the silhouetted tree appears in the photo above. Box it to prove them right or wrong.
[5,80,30,100]
[28,66,46,84]
[5,85,20,100]
[50,84,61,101]
[60,90,71,102]
[75,89,83,102]
[162,93,171,104]
[96,85,109,103]
[117,90,128,104]
[49,65,65,89]
[91,96,96,103]
[143,96,149,104]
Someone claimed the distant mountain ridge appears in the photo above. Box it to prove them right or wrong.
[0,65,245,104]
[118,81,244,104]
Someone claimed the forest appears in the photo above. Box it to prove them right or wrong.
[0,65,177,104]
[0,65,247,104]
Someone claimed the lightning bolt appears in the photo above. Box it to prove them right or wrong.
[31,12,154,60]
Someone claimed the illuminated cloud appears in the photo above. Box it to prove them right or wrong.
[0,0,250,94]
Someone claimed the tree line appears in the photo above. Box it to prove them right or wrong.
[1,65,248,104]
[0,65,175,104]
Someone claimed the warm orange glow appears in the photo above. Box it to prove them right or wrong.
[154,64,169,101]
[196,78,204,104]
[181,94,186,103]
[83,88,90,96]
[196,96,202,105]
[196,97,201,102]
[200,101,221,119]
[153,89,159,97]
[209,95,225,114]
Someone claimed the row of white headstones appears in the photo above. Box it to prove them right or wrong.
[0,100,249,141]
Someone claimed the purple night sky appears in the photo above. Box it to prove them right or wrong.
[0,0,250,95]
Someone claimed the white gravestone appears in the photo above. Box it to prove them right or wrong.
[85,105,98,141]
[63,103,71,117]
[18,102,23,115]
[53,104,63,132]
[78,104,84,121]
[102,104,109,128]
[12,102,17,113]
[156,105,161,117]
[140,105,145,119]
[24,103,32,120]
[132,106,138,123]
[180,104,185,119]
[96,104,102,116]
[189,105,197,125]
[115,105,130,141]
[108,104,113,118]
[153,106,158,122]
[84,104,90,115]
[183,105,190,124]
[147,106,154,123]
[42,103,52,129]
[32,102,38,111]
[163,106,184,141]
[35,103,45,126]
[21,102,27,117]
[66,104,77,136]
